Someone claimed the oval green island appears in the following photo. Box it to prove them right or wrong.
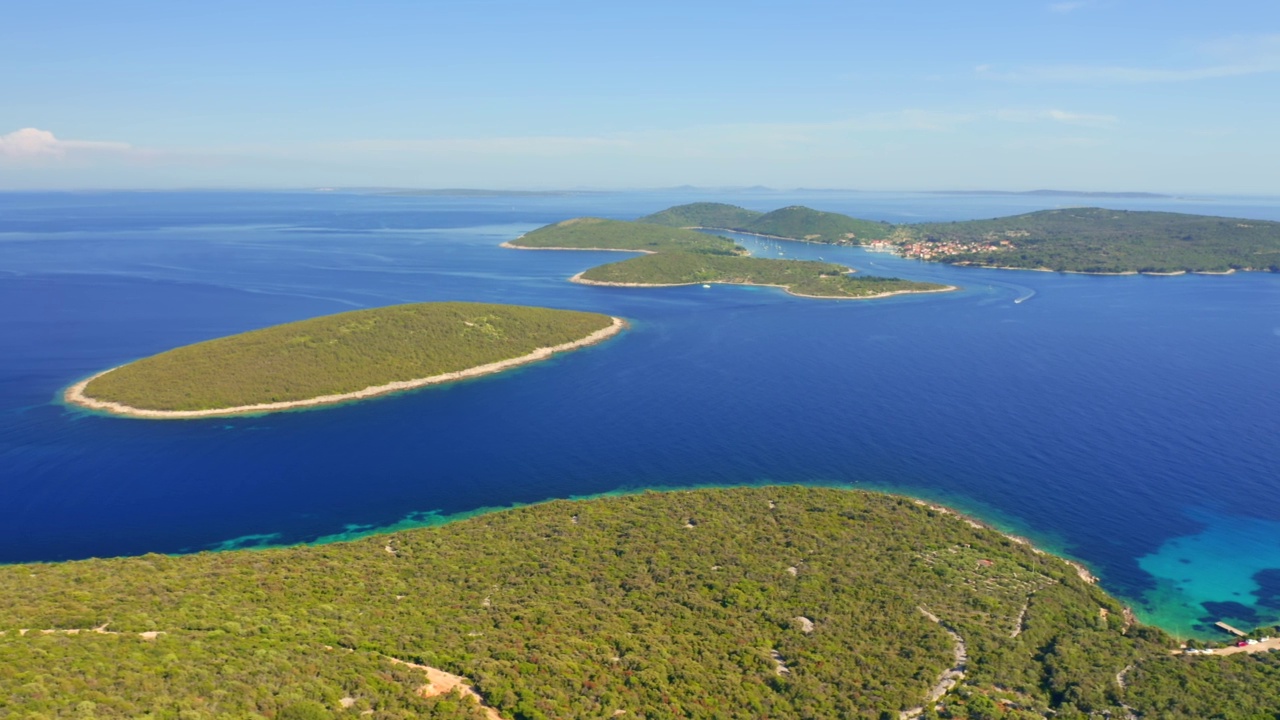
[66,302,624,418]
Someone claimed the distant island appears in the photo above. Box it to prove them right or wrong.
[930,189,1173,199]
[641,202,1280,274]
[66,302,623,418]
[506,217,952,299]
[3,486,1278,719]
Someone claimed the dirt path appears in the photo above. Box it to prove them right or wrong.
[1178,637,1280,656]
[384,656,509,720]
[901,607,968,720]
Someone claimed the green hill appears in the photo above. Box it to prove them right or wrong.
[638,202,764,229]
[579,252,949,299]
[903,207,1280,273]
[74,302,618,414]
[507,217,743,255]
[3,486,1276,719]
[743,205,894,243]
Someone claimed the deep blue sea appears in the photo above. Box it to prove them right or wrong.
[1,189,1277,638]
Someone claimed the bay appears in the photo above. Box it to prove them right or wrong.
[1,189,1277,638]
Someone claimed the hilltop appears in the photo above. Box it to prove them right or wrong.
[637,202,764,229]
[3,486,1278,719]
[640,202,893,243]
[68,302,621,417]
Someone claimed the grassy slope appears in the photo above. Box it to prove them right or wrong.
[82,302,615,411]
[509,217,743,255]
[907,207,1280,273]
[0,486,1227,720]
[580,253,946,298]
[637,202,764,229]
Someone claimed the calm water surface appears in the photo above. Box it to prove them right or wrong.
[1,189,1277,637]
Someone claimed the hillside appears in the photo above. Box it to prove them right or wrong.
[639,203,894,244]
[744,205,894,243]
[638,202,764,229]
[578,252,951,299]
[72,302,619,415]
[902,207,1280,273]
[3,486,1276,719]
[506,217,744,255]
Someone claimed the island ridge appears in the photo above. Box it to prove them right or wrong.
[67,302,623,418]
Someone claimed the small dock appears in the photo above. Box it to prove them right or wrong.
[1215,621,1247,637]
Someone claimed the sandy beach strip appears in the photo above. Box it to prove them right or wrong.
[64,317,626,420]
[570,272,956,300]
[500,241,655,253]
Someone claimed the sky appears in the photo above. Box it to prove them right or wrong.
[1,0,1278,193]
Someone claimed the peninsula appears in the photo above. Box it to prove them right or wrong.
[2,486,1277,719]
[574,252,951,299]
[506,217,952,299]
[640,202,1280,274]
[900,207,1280,273]
[66,302,623,418]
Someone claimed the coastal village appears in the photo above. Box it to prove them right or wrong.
[871,233,1021,261]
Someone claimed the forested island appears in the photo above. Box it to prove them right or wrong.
[577,253,950,299]
[506,217,951,299]
[3,486,1279,719]
[640,202,1280,274]
[66,302,622,418]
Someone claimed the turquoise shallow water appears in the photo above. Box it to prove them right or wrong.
[1,189,1277,638]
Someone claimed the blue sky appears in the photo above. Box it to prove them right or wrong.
[2,0,1277,192]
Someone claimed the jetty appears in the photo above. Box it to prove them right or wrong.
[1215,621,1247,637]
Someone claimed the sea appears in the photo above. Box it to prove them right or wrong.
[1,188,1277,639]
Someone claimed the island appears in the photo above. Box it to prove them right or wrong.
[640,202,1280,274]
[506,217,953,299]
[66,302,623,418]
[2,486,1278,719]
[575,252,952,299]
[503,216,745,255]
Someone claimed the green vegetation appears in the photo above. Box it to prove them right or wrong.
[640,202,1280,274]
[638,202,764,229]
[639,203,893,243]
[81,302,616,412]
[3,486,1276,719]
[509,217,744,255]
[743,205,894,243]
[510,217,949,299]
[903,207,1280,273]
[580,252,947,298]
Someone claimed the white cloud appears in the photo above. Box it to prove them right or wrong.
[978,33,1280,84]
[995,109,1118,127]
[0,128,131,159]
